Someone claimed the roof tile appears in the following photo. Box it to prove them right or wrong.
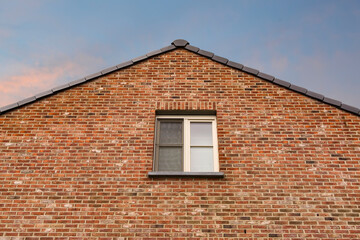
[132,55,148,63]
[290,84,307,94]
[198,49,214,58]
[0,103,19,113]
[257,72,275,81]
[340,104,360,114]
[242,66,259,75]
[85,72,102,80]
[227,61,244,70]
[0,39,358,116]
[273,78,291,88]
[101,66,118,75]
[35,90,54,99]
[52,83,71,93]
[323,97,342,107]
[146,49,162,58]
[171,39,189,47]
[69,78,87,87]
[306,91,324,101]
[184,45,199,53]
[17,96,36,106]
[161,45,176,52]
[116,61,133,69]
[212,55,228,64]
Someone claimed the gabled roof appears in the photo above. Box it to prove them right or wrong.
[1,39,359,116]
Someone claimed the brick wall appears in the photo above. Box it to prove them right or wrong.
[1,49,359,239]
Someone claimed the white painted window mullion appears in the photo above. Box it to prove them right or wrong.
[183,118,191,172]
[212,119,219,172]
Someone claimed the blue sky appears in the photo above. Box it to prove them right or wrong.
[1,0,359,107]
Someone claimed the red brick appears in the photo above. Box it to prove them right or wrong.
[0,49,359,239]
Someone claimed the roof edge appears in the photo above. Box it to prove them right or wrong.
[1,39,359,116]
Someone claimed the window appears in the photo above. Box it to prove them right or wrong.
[153,115,219,173]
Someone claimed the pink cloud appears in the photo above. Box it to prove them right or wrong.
[0,54,104,107]
[0,63,74,94]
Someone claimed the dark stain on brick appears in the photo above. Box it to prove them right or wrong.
[8,196,20,199]
[223,225,233,228]
[269,234,281,237]
[224,234,237,237]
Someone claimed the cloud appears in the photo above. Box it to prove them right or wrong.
[0,53,104,107]
[281,49,360,107]
[271,56,288,73]
[0,28,11,39]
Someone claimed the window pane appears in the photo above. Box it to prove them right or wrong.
[158,147,182,171]
[190,122,212,146]
[190,147,213,172]
[159,122,182,144]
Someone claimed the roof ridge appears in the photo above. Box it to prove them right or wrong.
[1,39,359,116]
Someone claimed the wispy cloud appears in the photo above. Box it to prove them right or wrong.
[0,53,104,107]
[270,56,288,73]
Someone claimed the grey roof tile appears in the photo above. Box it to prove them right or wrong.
[185,45,199,53]
[257,72,275,82]
[146,49,162,58]
[227,61,244,70]
[198,49,214,58]
[52,83,71,93]
[323,97,342,107]
[85,71,102,80]
[171,39,189,47]
[69,78,87,87]
[116,60,133,69]
[340,104,360,114]
[1,39,359,116]
[101,66,118,75]
[161,45,176,52]
[273,78,291,88]
[17,96,36,106]
[35,90,54,99]
[0,103,19,112]
[306,91,324,101]
[242,66,259,75]
[212,55,228,64]
[132,55,148,63]
[289,84,307,94]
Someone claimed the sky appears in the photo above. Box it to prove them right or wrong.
[1,0,360,108]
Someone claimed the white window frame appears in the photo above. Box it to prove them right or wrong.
[155,115,219,172]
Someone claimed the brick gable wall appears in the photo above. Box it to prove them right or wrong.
[0,49,359,239]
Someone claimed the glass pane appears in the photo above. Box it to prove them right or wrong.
[158,147,182,171]
[190,122,212,146]
[190,147,213,172]
[159,122,182,144]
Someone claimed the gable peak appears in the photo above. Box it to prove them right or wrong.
[171,39,189,47]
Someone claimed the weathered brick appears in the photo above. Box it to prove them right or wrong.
[0,48,359,239]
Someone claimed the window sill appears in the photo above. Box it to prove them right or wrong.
[148,171,225,178]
